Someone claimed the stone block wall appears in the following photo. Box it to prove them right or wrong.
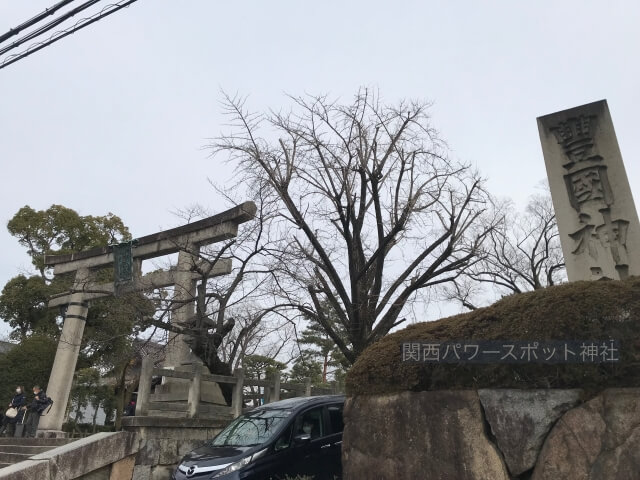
[122,416,227,480]
[343,388,640,480]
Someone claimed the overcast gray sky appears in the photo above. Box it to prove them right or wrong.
[1,1,639,330]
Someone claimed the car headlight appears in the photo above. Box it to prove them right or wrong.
[212,448,268,478]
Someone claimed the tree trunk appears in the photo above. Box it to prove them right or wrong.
[322,353,328,383]
[73,402,82,436]
[190,342,234,405]
[91,400,99,433]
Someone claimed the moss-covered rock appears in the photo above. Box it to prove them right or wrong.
[346,278,640,396]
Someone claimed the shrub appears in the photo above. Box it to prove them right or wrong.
[347,278,640,396]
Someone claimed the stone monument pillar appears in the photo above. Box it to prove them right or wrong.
[537,100,640,282]
[39,269,90,434]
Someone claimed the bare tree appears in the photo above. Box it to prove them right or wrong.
[445,190,566,309]
[211,89,495,364]
[218,304,298,372]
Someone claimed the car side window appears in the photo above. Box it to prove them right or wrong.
[327,404,344,434]
[295,406,324,439]
[274,423,293,451]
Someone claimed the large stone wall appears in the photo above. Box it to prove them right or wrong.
[343,391,511,479]
[343,389,640,480]
[122,416,227,480]
[531,389,640,479]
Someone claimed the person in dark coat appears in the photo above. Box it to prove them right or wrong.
[0,386,26,436]
[24,385,51,438]
[124,399,136,416]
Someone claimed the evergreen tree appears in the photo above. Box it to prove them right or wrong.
[243,354,286,406]
[0,335,57,402]
[0,204,149,429]
[298,303,348,383]
[289,353,322,386]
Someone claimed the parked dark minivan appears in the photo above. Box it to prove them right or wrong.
[172,395,345,480]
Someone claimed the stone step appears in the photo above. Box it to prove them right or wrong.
[0,452,33,464]
[0,437,82,469]
[0,445,53,454]
[0,437,71,446]
[0,439,69,469]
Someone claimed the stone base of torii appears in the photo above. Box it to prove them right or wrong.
[38,202,256,436]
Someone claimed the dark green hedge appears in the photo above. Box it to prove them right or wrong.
[347,278,640,396]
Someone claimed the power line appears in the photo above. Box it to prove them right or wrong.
[0,0,140,71]
[0,0,103,58]
[0,0,77,45]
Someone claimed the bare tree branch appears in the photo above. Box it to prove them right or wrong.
[210,89,495,364]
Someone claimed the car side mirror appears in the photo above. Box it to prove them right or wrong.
[293,433,311,446]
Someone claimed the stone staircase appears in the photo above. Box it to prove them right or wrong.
[0,437,73,469]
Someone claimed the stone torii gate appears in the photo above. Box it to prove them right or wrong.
[38,202,256,435]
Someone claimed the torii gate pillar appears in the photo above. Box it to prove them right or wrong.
[38,269,90,433]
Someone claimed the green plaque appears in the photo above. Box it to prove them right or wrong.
[113,241,134,285]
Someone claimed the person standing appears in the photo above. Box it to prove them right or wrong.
[25,386,50,438]
[0,386,26,436]
[124,399,136,416]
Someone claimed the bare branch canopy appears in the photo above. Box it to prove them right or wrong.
[211,89,496,364]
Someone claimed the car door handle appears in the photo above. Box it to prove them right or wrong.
[320,444,331,449]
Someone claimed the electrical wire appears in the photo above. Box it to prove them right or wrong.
[0,0,140,71]
[0,0,77,45]
[0,0,103,58]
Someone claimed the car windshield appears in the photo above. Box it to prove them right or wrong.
[211,409,292,447]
